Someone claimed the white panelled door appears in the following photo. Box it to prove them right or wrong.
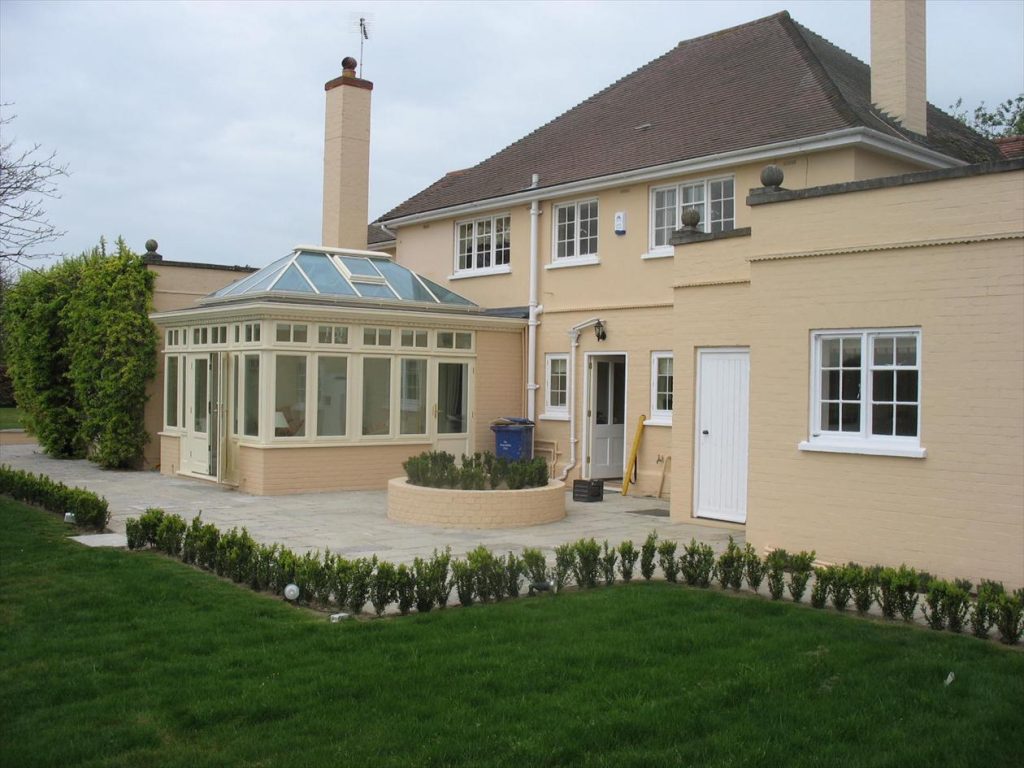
[695,348,750,523]
[589,356,626,479]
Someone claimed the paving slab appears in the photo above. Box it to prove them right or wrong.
[70,533,129,548]
[0,442,743,563]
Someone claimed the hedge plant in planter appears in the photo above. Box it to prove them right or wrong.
[656,539,679,583]
[743,543,766,593]
[680,539,715,588]
[600,541,617,586]
[572,538,601,589]
[765,549,787,600]
[640,532,658,581]
[810,567,831,609]
[716,537,745,591]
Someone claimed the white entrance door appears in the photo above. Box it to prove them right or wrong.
[589,356,626,479]
[184,353,219,477]
[434,360,471,457]
[695,348,749,523]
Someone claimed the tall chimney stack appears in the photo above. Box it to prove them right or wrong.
[871,0,927,136]
[322,56,372,250]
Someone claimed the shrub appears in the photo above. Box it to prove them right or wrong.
[371,561,397,616]
[600,541,617,586]
[921,581,948,630]
[553,543,575,591]
[970,581,1002,639]
[877,565,918,621]
[848,564,876,615]
[183,516,219,571]
[125,517,145,550]
[787,551,815,603]
[993,591,1023,645]
[522,548,548,585]
[503,552,525,599]
[428,548,452,608]
[640,532,658,581]
[656,539,679,583]
[572,538,601,589]
[155,513,187,557]
[942,583,971,633]
[451,559,475,607]
[347,557,375,614]
[680,539,715,588]
[271,548,298,596]
[412,556,435,613]
[403,450,549,491]
[395,564,415,615]
[468,546,504,602]
[716,537,745,591]
[329,555,352,608]
[766,550,787,600]
[295,550,331,604]
[743,544,766,592]
[135,507,165,548]
[810,567,831,609]
[618,540,639,582]
[0,466,110,529]
[916,570,935,594]
[829,565,853,611]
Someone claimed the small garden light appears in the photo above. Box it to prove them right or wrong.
[284,583,300,601]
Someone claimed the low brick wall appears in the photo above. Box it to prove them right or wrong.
[387,477,566,529]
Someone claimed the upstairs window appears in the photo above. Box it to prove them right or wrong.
[455,214,511,274]
[650,176,735,250]
[553,200,599,262]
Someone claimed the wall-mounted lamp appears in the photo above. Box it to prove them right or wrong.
[594,320,607,341]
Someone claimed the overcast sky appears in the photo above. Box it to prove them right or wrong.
[2,0,1022,270]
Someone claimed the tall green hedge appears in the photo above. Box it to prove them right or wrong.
[3,238,157,468]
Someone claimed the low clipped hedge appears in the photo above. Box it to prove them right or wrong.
[403,450,549,490]
[0,465,110,530]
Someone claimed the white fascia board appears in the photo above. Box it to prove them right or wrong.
[149,301,526,330]
[379,128,964,228]
[291,244,390,259]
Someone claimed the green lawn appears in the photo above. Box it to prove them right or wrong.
[2,499,1022,768]
[0,406,25,429]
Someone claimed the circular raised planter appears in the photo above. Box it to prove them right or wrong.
[387,477,566,529]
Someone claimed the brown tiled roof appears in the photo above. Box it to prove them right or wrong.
[995,136,1024,159]
[380,12,998,222]
[367,223,395,246]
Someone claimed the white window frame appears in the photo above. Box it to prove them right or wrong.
[542,353,569,420]
[645,175,735,258]
[452,213,512,278]
[549,199,599,268]
[800,327,926,458]
[646,352,673,426]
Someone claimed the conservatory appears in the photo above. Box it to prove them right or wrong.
[151,246,525,495]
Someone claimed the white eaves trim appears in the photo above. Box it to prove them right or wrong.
[379,128,965,229]
[150,301,527,330]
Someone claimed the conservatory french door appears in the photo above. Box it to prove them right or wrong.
[434,360,471,457]
[184,352,221,477]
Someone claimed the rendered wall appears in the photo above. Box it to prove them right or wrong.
[672,167,1024,587]
[392,148,925,498]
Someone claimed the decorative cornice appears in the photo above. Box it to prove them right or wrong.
[748,232,1024,263]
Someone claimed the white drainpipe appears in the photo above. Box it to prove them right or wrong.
[558,317,604,481]
[526,173,542,422]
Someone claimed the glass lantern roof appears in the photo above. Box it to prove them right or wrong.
[207,248,476,308]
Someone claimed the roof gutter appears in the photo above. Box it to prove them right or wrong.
[379,127,965,228]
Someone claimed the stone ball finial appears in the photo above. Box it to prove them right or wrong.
[760,164,784,189]
[342,56,358,71]
[681,207,701,228]
[145,239,158,253]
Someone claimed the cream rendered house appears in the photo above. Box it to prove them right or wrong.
[150,2,1022,586]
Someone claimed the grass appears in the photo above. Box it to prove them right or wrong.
[2,499,1022,768]
[0,406,25,430]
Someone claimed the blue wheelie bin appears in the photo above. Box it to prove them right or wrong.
[490,417,535,461]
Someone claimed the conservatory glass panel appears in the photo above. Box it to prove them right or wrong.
[373,260,437,302]
[272,265,316,293]
[296,253,357,295]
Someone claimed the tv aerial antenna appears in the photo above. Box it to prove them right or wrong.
[351,14,371,78]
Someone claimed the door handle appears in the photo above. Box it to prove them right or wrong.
[702,430,709,435]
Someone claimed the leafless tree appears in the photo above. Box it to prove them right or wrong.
[0,108,69,274]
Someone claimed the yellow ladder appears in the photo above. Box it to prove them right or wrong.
[621,415,646,495]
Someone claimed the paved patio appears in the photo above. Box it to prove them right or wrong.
[0,441,742,563]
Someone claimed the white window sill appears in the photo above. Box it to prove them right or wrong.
[641,248,673,261]
[798,439,927,459]
[539,412,569,421]
[545,255,600,270]
[644,418,672,427]
[449,265,511,280]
